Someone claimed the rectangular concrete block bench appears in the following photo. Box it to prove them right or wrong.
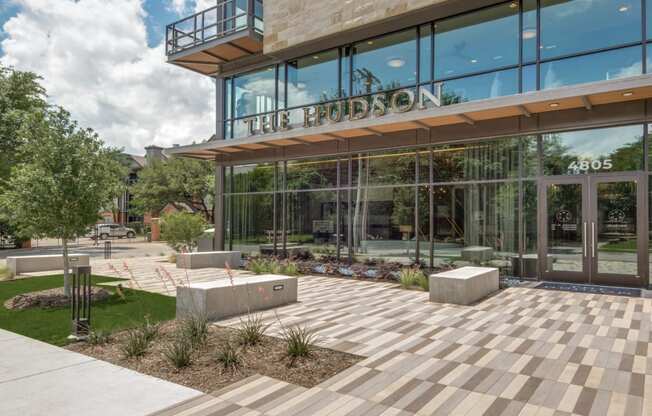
[429,266,499,305]
[6,254,90,275]
[176,251,241,269]
[176,274,298,321]
[461,246,494,262]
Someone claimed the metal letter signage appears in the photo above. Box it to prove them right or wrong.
[242,85,443,137]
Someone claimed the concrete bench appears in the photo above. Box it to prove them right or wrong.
[176,251,241,269]
[461,246,494,263]
[429,266,499,305]
[6,254,90,275]
[176,274,298,320]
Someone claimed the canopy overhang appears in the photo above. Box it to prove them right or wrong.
[166,75,652,160]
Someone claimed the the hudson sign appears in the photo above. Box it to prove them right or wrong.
[240,84,444,137]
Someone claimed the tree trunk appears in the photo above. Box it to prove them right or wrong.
[62,238,71,297]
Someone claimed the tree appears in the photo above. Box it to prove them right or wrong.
[0,107,126,295]
[0,65,48,244]
[161,212,206,252]
[130,157,214,222]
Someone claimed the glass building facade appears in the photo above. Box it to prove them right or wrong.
[223,0,652,138]
[206,0,652,287]
[224,124,648,279]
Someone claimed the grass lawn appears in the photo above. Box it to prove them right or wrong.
[0,275,176,346]
[600,240,638,253]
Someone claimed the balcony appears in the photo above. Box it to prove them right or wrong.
[165,0,263,76]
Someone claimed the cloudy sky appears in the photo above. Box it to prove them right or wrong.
[0,0,217,155]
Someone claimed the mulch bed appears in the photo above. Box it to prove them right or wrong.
[4,287,110,310]
[67,321,362,394]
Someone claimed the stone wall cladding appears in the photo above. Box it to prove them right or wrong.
[263,0,450,54]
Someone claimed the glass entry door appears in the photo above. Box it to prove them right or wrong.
[540,178,589,283]
[589,176,645,286]
[540,174,646,286]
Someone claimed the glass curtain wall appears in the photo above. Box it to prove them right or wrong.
[223,0,650,138]
[224,125,648,279]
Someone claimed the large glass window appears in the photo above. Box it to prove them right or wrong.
[522,0,538,63]
[286,191,339,258]
[351,29,417,95]
[287,49,340,108]
[231,193,275,256]
[234,66,276,118]
[232,163,276,193]
[419,24,433,83]
[543,125,644,175]
[352,187,417,265]
[432,182,518,276]
[352,149,416,187]
[540,0,642,60]
[432,137,521,182]
[435,2,519,80]
[286,157,340,190]
[540,47,642,90]
[441,68,519,104]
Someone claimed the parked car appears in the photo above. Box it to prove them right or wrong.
[90,224,136,240]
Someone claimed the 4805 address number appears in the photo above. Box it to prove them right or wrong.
[568,159,613,172]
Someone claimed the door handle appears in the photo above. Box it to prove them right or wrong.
[591,222,596,258]
[583,222,587,257]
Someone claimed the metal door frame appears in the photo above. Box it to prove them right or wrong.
[538,172,648,287]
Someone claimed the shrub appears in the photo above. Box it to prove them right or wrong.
[87,330,111,346]
[161,212,206,252]
[163,338,193,369]
[179,315,209,348]
[247,258,270,275]
[399,268,427,290]
[247,258,300,276]
[141,317,160,343]
[168,253,177,264]
[236,313,269,347]
[215,340,241,371]
[282,325,317,361]
[414,273,429,291]
[120,329,150,358]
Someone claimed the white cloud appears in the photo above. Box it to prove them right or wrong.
[0,0,215,155]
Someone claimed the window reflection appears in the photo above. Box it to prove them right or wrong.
[540,0,642,60]
[441,68,518,104]
[232,163,276,193]
[543,125,644,175]
[352,187,417,265]
[231,193,275,256]
[287,191,339,258]
[287,49,339,108]
[419,24,433,82]
[234,66,276,118]
[286,157,340,190]
[540,46,642,90]
[352,29,417,95]
[522,0,538,63]
[432,182,518,277]
[435,2,519,79]
[432,138,521,182]
[352,150,416,187]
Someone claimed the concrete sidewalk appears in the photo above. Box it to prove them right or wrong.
[0,329,203,416]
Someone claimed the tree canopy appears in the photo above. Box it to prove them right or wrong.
[1,106,126,293]
[130,157,214,222]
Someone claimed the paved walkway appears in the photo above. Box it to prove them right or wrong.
[90,256,252,296]
[155,276,652,416]
[0,328,203,416]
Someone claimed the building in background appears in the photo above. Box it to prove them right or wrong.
[165,0,652,288]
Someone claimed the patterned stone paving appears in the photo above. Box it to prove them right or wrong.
[150,275,652,415]
[89,256,253,296]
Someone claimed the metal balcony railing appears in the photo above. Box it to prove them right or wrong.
[165,0,263,56]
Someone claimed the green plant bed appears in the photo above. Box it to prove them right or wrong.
[0,275,175,346]
[599,240,638,253]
